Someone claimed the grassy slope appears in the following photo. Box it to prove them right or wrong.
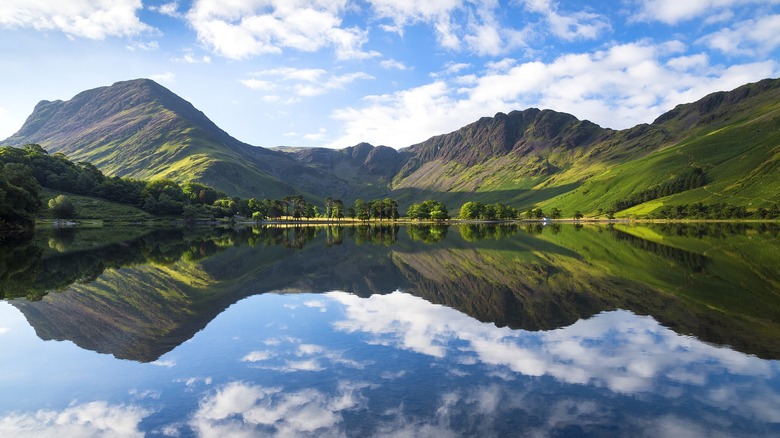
[49,104,299,200]
[39,188,153,222]
[390,80,780,215]
[539,83,780,217]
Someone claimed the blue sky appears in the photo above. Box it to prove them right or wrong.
[2,0,779,149]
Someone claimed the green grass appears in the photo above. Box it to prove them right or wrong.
[39,189,154,222]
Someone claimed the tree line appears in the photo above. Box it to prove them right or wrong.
[460,201,568,221]
[650,202,780,220]
[0,144,447,229]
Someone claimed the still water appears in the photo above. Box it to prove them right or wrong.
[0,223,779,437]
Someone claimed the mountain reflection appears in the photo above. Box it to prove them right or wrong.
[1,222,779,362]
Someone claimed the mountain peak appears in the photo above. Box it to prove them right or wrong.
[5,78,235,150]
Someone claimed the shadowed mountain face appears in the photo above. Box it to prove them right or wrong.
[3,223,779,362]
[3,78,779,212]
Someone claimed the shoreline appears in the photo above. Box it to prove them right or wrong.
[30,217,780,229]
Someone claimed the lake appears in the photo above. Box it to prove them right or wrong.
[1,222,779,437]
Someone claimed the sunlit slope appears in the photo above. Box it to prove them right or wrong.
[540,79,780,216]
[391,79,780,213]
[2,79,339,199]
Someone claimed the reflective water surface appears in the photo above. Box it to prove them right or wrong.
[0,223,779,437]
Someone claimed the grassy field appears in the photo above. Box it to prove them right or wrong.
[38,189,154,222]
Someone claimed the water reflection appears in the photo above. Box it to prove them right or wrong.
[1,223,779,363]
[5,289,778,436]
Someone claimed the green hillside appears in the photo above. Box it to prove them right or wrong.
[390,79,779,215]
[540,79,780,217]
[38,188,153,222]
[2,79,343,200]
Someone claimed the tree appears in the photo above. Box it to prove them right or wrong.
[269,199,285,220]
[140,179,187,215]
[354,199,370,221]
[574,211,584,220]
[48,195,75,219]
[550,207,562,219]
[382,198,399,220]
[332,199,344,221]
[0,161,43,229]
[459,201,483,220]
[430,208,448,221]
[406,200,448,221]
[325,197,334,218]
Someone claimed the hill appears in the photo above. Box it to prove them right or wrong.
[388,79,780,215]
[4,78,779,215]
[2,79,348,200]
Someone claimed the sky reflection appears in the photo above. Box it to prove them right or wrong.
[330,291,777,393]
[1,289,779,437]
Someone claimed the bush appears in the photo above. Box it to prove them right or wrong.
[48,195,75,219]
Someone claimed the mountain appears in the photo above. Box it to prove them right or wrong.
[273,142,405,200]
[1,79,352,199]
[387,78,780,213]
[4,78,778,214]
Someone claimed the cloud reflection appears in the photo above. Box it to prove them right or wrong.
[0,401,149,438]
[328,291,777,395]
[190,381,367,437]
[242,337,369,373]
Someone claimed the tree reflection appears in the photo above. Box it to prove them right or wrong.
[406,224,448,243]
[3,222,780,361]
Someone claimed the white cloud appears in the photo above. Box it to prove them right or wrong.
[187,0,377,60]
[297,344,326,355]
[666,53,709,72]
[149,72,175,84]
[0,327,8,335]
[369,0,532,55]
[297,72,373,97]
[303,128,328,141]
[242,350,276,362]
[125,40,158,51]
[329,80,453,148]
[631,0,780,25]
[520,0,610,41]
[190,381,366,437]
[303,300,327,310]
[0,401,149,438]
[699,14,780,56]
[326,40,779,148]
[434,62,472,77]
[243,68,372,99]
[172,50,211,64]
[151,1,181,18]
[240,78,275,91]
[380,59,409,70]
[0,0,153,39]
